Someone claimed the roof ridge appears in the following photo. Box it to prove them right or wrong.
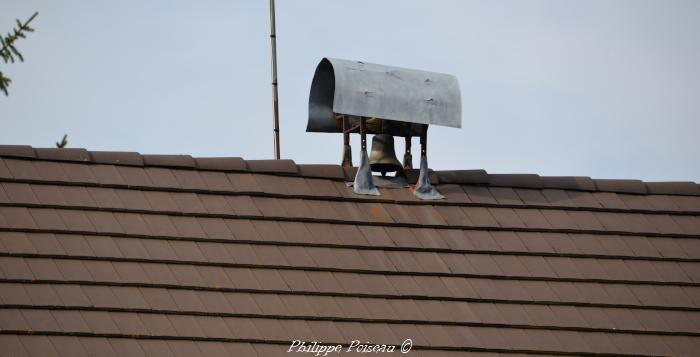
[1,144,698,196]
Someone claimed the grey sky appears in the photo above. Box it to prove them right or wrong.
[2,1,699,182]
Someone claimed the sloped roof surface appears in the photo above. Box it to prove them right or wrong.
[0,145,699,356]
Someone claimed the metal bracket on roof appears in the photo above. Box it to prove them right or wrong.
[354,150,380,195]
[353,118,380,195]
[413,154,444,200]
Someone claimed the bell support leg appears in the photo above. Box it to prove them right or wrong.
[341,115,353,167]
[412,124,444,200]
[353,117,380,195]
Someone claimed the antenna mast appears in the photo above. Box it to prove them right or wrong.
[269,0,281,159]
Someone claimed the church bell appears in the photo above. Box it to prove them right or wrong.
[369,134,403,176]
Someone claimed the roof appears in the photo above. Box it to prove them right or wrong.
[0,144,699,356]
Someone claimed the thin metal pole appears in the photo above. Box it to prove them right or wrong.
[360,117,367,150]
[269,0,281,159]
[342,115,352,167]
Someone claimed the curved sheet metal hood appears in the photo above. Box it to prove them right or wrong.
[307,58,462,136]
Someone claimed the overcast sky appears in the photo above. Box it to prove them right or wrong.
[2,1,699,182]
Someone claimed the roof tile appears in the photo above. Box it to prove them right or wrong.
[226,172,263,192]
[198,171,235,191]
[225,219,262,241]
[224,195,260,216]
[252,174,288,195]
[25,259,64,281]
[197,193,231,215]
[670,195,700,211]
[566,210,605,231]
[434,184,470,204]
[488,186,523,205]
[19,335,60,357]
[142,215,181,237]
[172,192,207,214]
[285,176,318,196]
[296,164,345,179]
[90,164,127,185]
[511,188,548,206]
[250,220,285,244]
[194,157,247,171]
[60,162,98,183]
[331,223,367,245]
[488,207,527,228]
[541,176,596,191]
[342,166,358,181]
[566,191,602,208]
[55,259,93,281]
[1,236,32,259]
[50,336,91,357]
[645,181,700,195]
[411,227,448,249]
[279,270,317,292]
[3,182,39,204]
[402,168,437,185]
[108,338,148,357]
[113,212,151,235]
[138,340,176,357]
[170,216,206,238]
[0,158,11,179]
[89,151,144,166]
[199,218,234,239]
[142,154,196,168]
[245,159,297,174]
[35,161,72,182]
[595,179,647,194]
[114,237,150,260]
[383,203,419,223]
[58,186,96,207]
[172,169,207,190]
[357,225,394,246]
[0,145,36,158]
[461,207,497,227]
[461,185,497,204]
[592,191,628,209]
[143,167,180,188]
[489,174,543,188]
[308,177,344,197]
[29,208,67,230]
[141,191,177,212]
[435,169,489,184]
[116,166,153,187]
[35,148,90,162]
[3,158,42,181]
[0,335,28,356]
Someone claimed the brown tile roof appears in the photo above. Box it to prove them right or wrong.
[0,145,699,356]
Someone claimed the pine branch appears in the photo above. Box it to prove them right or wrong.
[0,11,38,63]
[1,11,38,96]
[0,71,10,96]
[55,134,68,148]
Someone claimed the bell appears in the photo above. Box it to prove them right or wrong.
[369,134,403,175]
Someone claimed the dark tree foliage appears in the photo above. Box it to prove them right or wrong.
[0,12,38,96]
[56,134,68,148]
